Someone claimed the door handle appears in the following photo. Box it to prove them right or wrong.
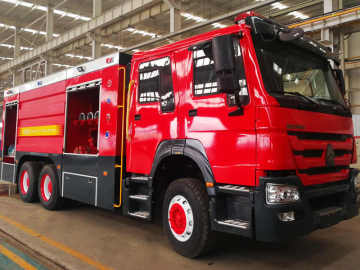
[134,114,141,121]
[188,109,197,117]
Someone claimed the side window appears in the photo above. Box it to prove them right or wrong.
[192,41,248,100]
[138,57,175,112]
[193,47,219,96]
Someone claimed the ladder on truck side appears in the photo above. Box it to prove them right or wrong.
[113,67,153,220]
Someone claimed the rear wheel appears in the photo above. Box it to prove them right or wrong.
[38,164,63,210]
[163,178,212,258]
[18,162,41,203]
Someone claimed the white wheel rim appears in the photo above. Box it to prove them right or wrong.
[22,171,29,193]
[168,195,194,242]
[43,175,51,200]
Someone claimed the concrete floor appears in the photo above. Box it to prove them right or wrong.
[0,229,59,270]
[0,194,360,270]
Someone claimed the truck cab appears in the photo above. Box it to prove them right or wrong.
[126,12,359,255]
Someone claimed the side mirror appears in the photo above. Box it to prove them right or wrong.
[333,69,345,96]
[212,35,239,93]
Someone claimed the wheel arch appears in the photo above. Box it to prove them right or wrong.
[150,139,216,212]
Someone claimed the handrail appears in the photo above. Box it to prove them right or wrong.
[113,66,127,208]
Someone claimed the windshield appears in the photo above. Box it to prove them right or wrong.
[253,36,346,108]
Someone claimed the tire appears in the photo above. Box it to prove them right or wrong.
[18,161,41,203]
[38,164,63,210]
[163,178,212,258]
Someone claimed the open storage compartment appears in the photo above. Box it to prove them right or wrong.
[2,103,18,164]
[64,84,100,155]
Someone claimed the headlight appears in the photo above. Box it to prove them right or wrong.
[266,183,300,204]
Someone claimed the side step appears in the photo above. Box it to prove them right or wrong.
[129,194,150,201]
[215,219,249,230]
[217,184,250,196]
[123,176,152,220]
[128,211,150,219]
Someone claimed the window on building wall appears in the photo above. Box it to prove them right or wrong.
[138,57,175,112]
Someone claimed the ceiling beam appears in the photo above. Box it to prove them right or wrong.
[53,1,169,58]
[0,0,165,75]
[270,0,323,18]
[121,0,277,52]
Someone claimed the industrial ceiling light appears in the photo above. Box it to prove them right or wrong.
[289,11,309,20]
[101,44,124,50]
[212,22,227,28]
[52,63,73,68]
[125,27,161,39]
[0,56,13,60]
[271,2,288,10]
[0,0,90,21]
[181,12,228,28]
[0,22,16,30]
[21,28,60,37]
[181,12,207,23]
[0,43,33,50]
[0,22,59,37]
[65,54,93,60]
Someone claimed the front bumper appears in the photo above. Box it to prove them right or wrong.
[211,168,359,242]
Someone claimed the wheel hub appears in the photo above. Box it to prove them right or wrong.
[168,195,194,242]
[41,174,52,201]
[169,203,186,235]
[20,171,29,195]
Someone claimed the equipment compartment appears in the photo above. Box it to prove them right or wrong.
[65,85,100,155]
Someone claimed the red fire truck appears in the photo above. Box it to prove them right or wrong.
[1,12,360,257]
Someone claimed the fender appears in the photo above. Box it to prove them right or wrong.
[150,139,216,196]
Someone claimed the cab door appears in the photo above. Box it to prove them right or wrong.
[177,40,257,186]
[127,55,178,175]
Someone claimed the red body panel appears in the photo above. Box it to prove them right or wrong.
[256,106,353,185]
[17,81,65,154]
[176,46,256,186]
[2,58,123,159]
[127,54,179,174]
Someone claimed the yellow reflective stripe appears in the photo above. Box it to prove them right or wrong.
[0,244,37,270]
[18,125,63,137]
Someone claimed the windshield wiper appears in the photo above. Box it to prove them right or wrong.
[282,91,319,106]
[315,98,347,109]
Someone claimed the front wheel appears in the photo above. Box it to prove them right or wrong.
[163,178,212,258]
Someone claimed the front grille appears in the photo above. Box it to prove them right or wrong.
[334,149,352,156]
[293,149,323,157]
[288,131,352,141]
[265,170,296,177]
[298,165,348,175]
[293,149,352,158]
